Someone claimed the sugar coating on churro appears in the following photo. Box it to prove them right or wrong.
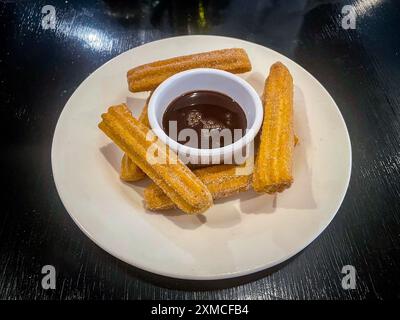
[138,102,150,128]
[127,48,252,92]
[120,93,152,182]
[144,164,252,211]
[99,104,213,214]
[253,62,294,194]
[120,153,146,182]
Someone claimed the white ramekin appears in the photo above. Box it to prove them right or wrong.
[147,68,263,165]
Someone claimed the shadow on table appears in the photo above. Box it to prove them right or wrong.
[119,250,304,291]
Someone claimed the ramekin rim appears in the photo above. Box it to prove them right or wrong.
[147,68,263,157]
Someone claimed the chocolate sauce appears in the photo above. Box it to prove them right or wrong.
[162,91,247,149]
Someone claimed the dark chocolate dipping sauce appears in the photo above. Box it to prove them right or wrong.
[162,91,247,149]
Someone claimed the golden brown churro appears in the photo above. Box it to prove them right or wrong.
[138,102,150,127]
[144,164,252,211]
[120,94,152,182]
[99,104,213,214]
[120,153,146,181]
[127,48,252,92]
[253,62,294,193]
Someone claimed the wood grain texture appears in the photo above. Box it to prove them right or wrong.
[0,0,399,299]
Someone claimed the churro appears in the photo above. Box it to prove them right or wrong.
[120,153,146,181]
[99,104,213,214]
[138,101,150,127]
[120,94,151,182]
[127,48,252,92]
[144,164,252,211]
[253,62,294,193]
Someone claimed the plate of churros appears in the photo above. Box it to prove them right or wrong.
[52,35,351,280]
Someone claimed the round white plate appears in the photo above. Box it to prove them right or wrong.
[52,35,351,280]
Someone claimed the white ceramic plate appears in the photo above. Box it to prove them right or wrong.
[52,35,351,280]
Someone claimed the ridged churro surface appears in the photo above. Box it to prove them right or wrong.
[120,94,151,182]
[253,62,294,193]
[144,164,252,211]
[99,104,213,214]
[127,48,252,92]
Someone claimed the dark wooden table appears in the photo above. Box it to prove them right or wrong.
[1,0,399,300]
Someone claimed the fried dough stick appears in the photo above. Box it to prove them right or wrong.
[99,104,213,214]
[120,95,151,182]
[253,62,294,193]
[127,48,252,92]
[144,164,252,211]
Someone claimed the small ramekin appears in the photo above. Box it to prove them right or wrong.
[147,68,263,165]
